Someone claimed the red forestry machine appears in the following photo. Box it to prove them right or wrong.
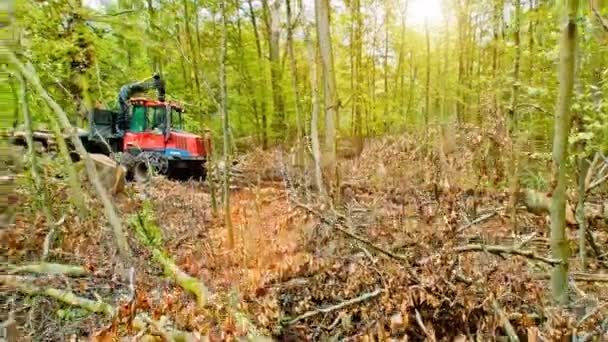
[10,74,212,182]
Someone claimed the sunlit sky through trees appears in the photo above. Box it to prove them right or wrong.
[83,0,445,31]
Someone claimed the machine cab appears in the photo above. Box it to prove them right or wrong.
[124,98,209,159]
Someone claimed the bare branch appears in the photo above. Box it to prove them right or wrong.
[453,244,561,265]
[492,299,521,342]
[592,4,608,32]
[286,288,382,325]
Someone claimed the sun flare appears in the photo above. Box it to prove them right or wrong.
[407,0,444,29]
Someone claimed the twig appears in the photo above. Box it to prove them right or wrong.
[592,4,608,33]
[588,172,608,192]
[456,210,499,233]
[515,103,550,115]
[0,275,115,316]
[5,262,88,276]
[492,299,520,342]
[286,288,382,325]
[414,309,436,342]
[454,244,561,265]
[577,302,608,327]
[293,200,408,262]
[142,316,175,342]
[531,272,608,283]
[293,199,421,282]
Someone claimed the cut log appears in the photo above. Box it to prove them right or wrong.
[78,153,126,195]
[519,189,607,222]
[520,189,576,224]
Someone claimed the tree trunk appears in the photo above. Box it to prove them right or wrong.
[182,0,203,120]
[261,0,285,140]
[507,0,522,233]
[351,0,364,136]
[220,0,234,248]
[286,0,303,146]
[247,0,269,148]
[11,56,132,265]
[305,18,325,196]
[383,4,390,125]
[424,19,430,135]
[550,0,578,306]
[17,74,56,260]
[315,0,338,174]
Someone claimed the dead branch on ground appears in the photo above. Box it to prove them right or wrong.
[531,272,608,283]
[492,299,520,342]
[453,244,560,265]
[151,248,208,307]
[5,262,88,276]
[286,288,382,325]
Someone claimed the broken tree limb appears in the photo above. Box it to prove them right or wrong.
[6,262,88,276]
[520,189,576,224]
[151,249,208,308]
[456,210,500,233]
[5,52,132,264]
[0,275,194,341]
[532,272,608,283]
[292,199,423,283]
[286,288,382,325]
[520,189,608,221]
[453,244,561,265]
[0,275,115,316]
[492,299,520,342]
[414,309,437,341]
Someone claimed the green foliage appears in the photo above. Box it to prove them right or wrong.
[127,199,163,248]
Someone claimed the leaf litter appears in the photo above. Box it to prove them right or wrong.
[1,132,608,341]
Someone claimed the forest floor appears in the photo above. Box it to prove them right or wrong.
[2,132,608,341]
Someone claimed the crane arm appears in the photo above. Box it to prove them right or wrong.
[117,73,165,115]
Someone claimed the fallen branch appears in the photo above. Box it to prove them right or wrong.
[293,199,422,282]
[0,275,114,316]
[414,309,436,342]
[5,262,88,277]
[293,200,408,262]
[492,299,520,342]
[531,272,608,283]
[0,275,193,341]
[456,210,499,233]
[453,244,561,265]
[592,4,608,33]
[152,249,208,308]
[286,288,382,325]
[577,302,608,327]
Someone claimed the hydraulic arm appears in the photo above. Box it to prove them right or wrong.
[117,73,165,114]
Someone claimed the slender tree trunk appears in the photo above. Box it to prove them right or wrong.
[424,19,430,135]
[219,0,234,249]
[286,0,303,145]
[18,74,56,260]
[305,20,325,196]
[383,4,390,126]
[182,0,203,120]
[262,0,286,140]
[11,56,132,264]
[550,0,578,306]
[442,15,449,120]
[351,0,364,136]
[315,0,338,173]
[507,0,522,233]
[247,0,269,148]
[235,0,262,144]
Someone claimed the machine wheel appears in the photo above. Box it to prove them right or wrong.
[132,152,169,183]
[119,152,136,181]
